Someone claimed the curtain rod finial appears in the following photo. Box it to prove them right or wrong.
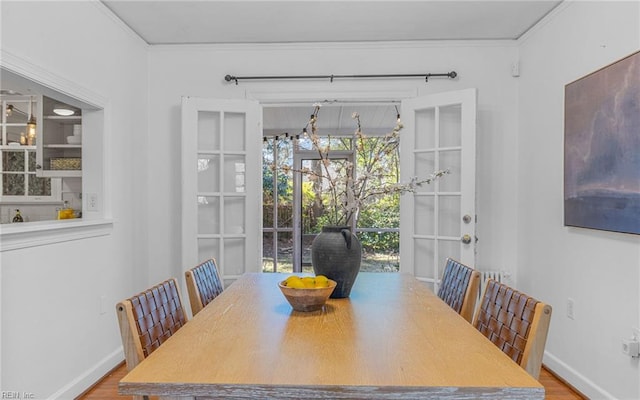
[224,75,239,85]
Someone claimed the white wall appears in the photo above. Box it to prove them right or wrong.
[2,1,637,399]
[147,41,521,284]
[0,2,148,398]
[517,2,640,399]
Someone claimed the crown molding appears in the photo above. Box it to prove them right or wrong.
[149,39,518,54]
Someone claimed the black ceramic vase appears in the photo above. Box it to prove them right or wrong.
[311,226,362,298]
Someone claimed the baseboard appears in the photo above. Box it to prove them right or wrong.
[73,359,126,400]
[543,351,617,399]
[49,347,124,400]
[542,363,587,398]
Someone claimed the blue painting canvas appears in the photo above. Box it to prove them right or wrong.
[564,51,640,235]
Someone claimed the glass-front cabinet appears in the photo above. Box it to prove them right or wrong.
[0,95,60,201]
[1,93,83,222]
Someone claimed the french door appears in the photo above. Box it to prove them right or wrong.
[182,90,476,289]
[181,97,262,286]
[399,89,477,292]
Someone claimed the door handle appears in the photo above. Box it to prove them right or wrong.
[461,234,472,244]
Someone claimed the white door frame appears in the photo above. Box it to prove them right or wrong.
[247,88,476,282]
[246,89,419,105]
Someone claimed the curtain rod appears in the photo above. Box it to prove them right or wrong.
[224,71,457,85]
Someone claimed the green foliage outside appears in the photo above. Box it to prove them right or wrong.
[263,134,401,253]
[356,193,400,253]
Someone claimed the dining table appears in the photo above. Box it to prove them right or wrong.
[119,272,544,399]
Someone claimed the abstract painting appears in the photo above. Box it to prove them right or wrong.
[564,51,640,235]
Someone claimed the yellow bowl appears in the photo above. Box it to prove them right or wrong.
[278,279,337,312]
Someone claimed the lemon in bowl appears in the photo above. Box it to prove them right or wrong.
[278,275,336,312]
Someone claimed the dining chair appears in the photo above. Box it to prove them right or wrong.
[116,278,188,373]
[437,258,481,322]
[185,258,224,316]
[473,279,552,379]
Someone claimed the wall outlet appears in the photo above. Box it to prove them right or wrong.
[566,298,575,320]
[511,61,521,77]
[86,193,98,211]
[622,339,640,357]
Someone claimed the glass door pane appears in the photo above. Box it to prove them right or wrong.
[197,111,220,151]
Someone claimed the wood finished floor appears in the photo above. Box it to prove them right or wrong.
[77,361,585,400]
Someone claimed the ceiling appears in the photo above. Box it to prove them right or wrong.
[101,1,562,45]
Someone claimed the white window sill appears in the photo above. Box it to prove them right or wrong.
[0,218,113,252]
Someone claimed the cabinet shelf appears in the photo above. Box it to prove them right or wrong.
[44,144,82,149]
[0,145,36,150]
[41,170,81,178]
[43,115,82,121]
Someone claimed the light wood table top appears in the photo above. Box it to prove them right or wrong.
[119,272,544,399]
